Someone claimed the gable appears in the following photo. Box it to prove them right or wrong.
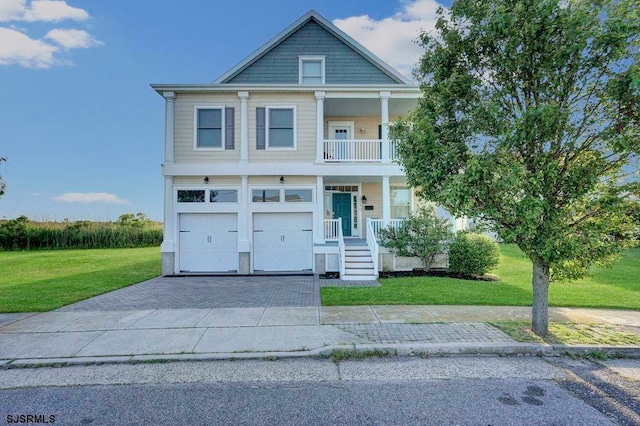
[223,20,401,85]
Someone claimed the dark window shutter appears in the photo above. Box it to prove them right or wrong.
[378,124,382,139]
[225,107,235,150]
[256,107,265,150]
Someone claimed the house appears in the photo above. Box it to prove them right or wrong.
[151,10,465,279]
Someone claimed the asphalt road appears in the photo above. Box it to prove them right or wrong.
[0,356,637,425]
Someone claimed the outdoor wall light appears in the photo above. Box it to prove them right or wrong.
[280,176,284,184]
[204,177,209,184]
[361,195,367,204]
[360,128,366,134]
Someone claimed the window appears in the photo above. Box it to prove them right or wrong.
[195,107,223,149]
[210,190,237,203]
[391,188,411,218]
[267,107,295,149]
[252,189,280,202]
[285,189,312,203]
[299,56,325,84]
[177,190,205,203]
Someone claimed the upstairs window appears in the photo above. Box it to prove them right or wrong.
[267,107,296,149]
[195,106,230,150]
[299,56,325,84]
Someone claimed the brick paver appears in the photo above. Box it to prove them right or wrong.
[58,275,320,311]
[334,322,515,344]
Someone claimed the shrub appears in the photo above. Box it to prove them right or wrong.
[449,232,500,276]
[379,207,452,271]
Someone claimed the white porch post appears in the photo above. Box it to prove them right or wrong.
[380,91,390,162]
[160,176,174,273]
[239,175,250,252]
[238,91,249,163]
[315,91,325,163]
[163,91,175,163]
[315,176,325,244]
[382,175,391,227]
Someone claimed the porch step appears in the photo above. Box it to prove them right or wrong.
[341,245,377,279]
[345,261,373,268]
[341,275,378,281]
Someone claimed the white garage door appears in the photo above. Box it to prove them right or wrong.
[179,213,238,272]
[253,213,313,272]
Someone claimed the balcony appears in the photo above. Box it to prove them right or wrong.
[321,139,399,163]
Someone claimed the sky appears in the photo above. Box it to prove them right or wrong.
[0,0,449,222]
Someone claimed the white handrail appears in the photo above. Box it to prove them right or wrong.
[338,217,346,277]
[369,218,404,241]
[324,219,340,241]
[366,218,379,277]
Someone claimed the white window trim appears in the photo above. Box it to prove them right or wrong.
[390,186,412,219]
[175,186,240,204]
[249,186,315,204]
[193,105,226,151]
[265,105,297,150]
[298,56,325,85]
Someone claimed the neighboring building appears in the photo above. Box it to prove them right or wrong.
[152,10,461,279]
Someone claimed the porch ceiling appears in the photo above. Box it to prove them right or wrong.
[324,98,417,117]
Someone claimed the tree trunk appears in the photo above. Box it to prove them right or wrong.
[531,260,550,336]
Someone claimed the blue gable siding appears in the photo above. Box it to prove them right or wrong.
[224,21,400,84]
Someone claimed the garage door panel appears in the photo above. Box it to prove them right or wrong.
[179,213,238,272]
[253,213,312,272]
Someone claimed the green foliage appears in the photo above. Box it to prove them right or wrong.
[378,207,452,270]
[393,0,640,282]
[116,212,154,228]
[0,156,6,198]
[449,232,500,275]
[0,216,162,251]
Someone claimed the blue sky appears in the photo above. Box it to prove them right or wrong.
[0,0,447,222]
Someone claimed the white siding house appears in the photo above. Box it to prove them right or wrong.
[152,10,462,279]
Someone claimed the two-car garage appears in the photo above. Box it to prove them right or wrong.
[178,212,313,273]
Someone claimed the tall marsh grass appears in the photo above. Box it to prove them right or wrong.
[0,216,163,250]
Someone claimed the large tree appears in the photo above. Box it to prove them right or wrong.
[394,0,639,334]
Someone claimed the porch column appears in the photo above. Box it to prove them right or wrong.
[239,175,250,251]
[382,175,391,227]
[163,91,175,163]
[315,91,325,163]
[238,91,249,163]
[314,176,325,244]
[380,91,390,162]
[161,176,175,274]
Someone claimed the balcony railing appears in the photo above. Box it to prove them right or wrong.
[322,139,399,163]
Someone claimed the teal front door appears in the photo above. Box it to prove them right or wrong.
[332,193,352,237]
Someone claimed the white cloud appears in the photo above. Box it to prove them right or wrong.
[0,0,25,22]
[0,27,58,68]
[0,0,89,23]
[46,28,100,49]
[333,0,445,79]
[53,192,131,205]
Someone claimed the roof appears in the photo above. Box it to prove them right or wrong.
[213,10,412,85]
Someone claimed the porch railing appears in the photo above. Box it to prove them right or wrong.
[322,139,399,163]
[337,218,346,277]
[324,219,341,241]
[365,218,379,277]
[368,218,405,241]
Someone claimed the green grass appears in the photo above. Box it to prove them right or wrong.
[321,245,640,310]
[492,321,640,346]
[0,247,160,312]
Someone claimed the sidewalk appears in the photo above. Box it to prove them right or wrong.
[1,305,639,367]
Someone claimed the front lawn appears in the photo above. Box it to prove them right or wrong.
[321,245,640,310]
[0,247,160,312]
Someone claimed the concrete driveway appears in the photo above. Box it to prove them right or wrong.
[57,275,320,311]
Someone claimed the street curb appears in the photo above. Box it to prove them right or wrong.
[2,343,638,368]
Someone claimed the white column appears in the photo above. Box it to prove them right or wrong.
[382,176,391,227]
[380,91,390,162]
[163,91,175,163]
[315,91,325,163]
[314,176,325,244]
[161,176,174,253]
[238,91,249,163]
[238,175,250,252]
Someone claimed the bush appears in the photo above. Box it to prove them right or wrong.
[449,232,500,276]
[379,207,452,271]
